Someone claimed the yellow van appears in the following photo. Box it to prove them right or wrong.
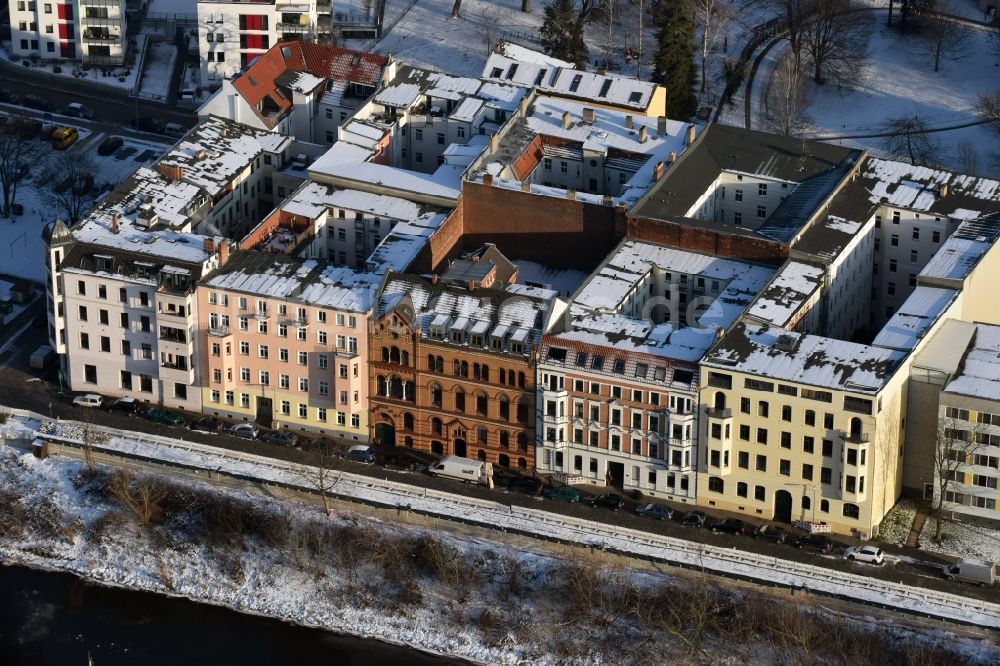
[51,126,79,150]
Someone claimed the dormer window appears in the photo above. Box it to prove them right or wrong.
[491,336,502,350]
[451,330,463,343]
[569,74,583,92]
[471,334,483,346]
[613,359,625,374]
[510,342,523,354]
[491,67,502,78]
[592,355,604,370]
[575,352,587,367]
[628,91,642,104]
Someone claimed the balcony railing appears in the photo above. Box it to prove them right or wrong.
[841,431,871,444]
[161,360,188,371]
[706,407,732,419]
[208,326,231,337]
[159,331,187,343]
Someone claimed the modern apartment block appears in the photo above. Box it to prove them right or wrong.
[9,0,127,64]
[369,265,564,469]
[197,251,373,439]
[536,239,773,501]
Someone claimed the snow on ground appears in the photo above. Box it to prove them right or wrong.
[138,42,178,101]
[922,516,1000,565]
[147,0,197,16]
[1,35,145,92]
[878,498,918,547]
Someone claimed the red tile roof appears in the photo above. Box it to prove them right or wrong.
[231,41,388,129]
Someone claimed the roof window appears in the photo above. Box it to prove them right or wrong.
[569,74,583,92]
[598,79,612,97]
[628,91,642,104]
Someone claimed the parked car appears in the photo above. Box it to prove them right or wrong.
[754,524,788,544]
[130,116,164,133]
[228,423,259,440]
[795,534,835,553]
[97,136,124,156]
[62,102,95,119]
[344,444,375,464]
[543,485,581,502]
[509,476,544,496]
[51,126,79,150]
[145,407,184,426]
[72,393,104,408]
[942,559,996,586]
[260,430,298,447]
[635,503,673,521]
[589,493,625,511]
[844,545,884,565]
[680,510,707,527]
[162,122,187,139]
[711,518,753,536]
[188,417,223,433]
[23,95,53,111]
[0,89,20,104]
[378,453,422,471]
[106,396,142,416]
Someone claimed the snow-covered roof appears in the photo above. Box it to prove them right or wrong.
[705,322,905,393]
[745,261,825,328]
[871,286,959,351]
[511,259,588,299]
[942,323,1000,402]
[919,214,1000,284]
[309,142,462,202]
[203,252,378,313]
[862,158,1000,213]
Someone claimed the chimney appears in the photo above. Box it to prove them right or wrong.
[483,174,494,187]
[519,95,530,116]
[431,273,439,285]
[602,195,613,206]
[110,214,120,234]
[668,151,677,163]
[638,126,648,143]
[566,190,577,201]
[625,115,633,130]
[939,182,949,197]
[657,116,667,135]
[467,280,476,292]
[582,107,595,123]
[490,133,500,152]
[203,237,216,253]
[653,161,665,181]
[686,122,697,146]
[561,111,571,129]
[219,239,230,265]
[521,181,531,192]
[597,67,606,76]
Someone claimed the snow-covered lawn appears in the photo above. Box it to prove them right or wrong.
[922,516,1000,565]
[1,35,145,92]
[138,42,178,101]
[878,498,918,547]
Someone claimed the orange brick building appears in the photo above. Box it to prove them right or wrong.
[369,271,562,470]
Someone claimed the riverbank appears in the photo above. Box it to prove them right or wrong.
[2,445,996,665]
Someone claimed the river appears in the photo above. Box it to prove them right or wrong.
[0,564,471,666]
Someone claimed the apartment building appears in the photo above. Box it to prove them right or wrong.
[198,251,373,440]
[9,0,126,64]
[536,239,773,501]
[198,40,388,146]
[369,268,563,469]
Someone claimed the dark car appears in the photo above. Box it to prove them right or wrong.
[509,476,544,496]
[795,534,835,553]
[344,445,375,463]
[144,406,184,426]
[130,116,165,133]
[188,417,223,433]
[0,89,20,104]
[228,423,259,440]
[710,518,753,536]
[635,503,673,520]
[543,485,581,502]
[379,453,421,470]
[589,493,625,511]
[106,396,142,416]
[98,136,124,156]
[260,430,298,447]
[680,510,707,527]
[755,524,788,544]
[23,95,54,111]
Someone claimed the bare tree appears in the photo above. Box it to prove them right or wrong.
[452,0,461,18]
[298,441,344,513]
[741,0,816,72]
[521,0,531,12]
[910,8,969,72]
[956,139,979,176]
[799,0,873,85]
[477,5,503,57]
[601,0,619,70]
[36,151,96,224]
[879,115,940,166]
[765,55,810,135]
[0,116,34,218]
[977,88,1000,131]
[107,470,168,527]
[693,0,733,93]
[932,412,985,542]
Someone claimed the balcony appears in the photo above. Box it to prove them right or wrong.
[841,431,871,444]
[541,411,569,426]
[82,30,122,44]
[157,304,188,320]
[277,20,312,32]
[240,307,269,320]
[208,326,231,337]
[706,407,732,419]
[159,330,188,344]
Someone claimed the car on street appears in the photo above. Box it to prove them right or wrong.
[710,518,753,536]
[509,476,544,496]
[378,453,422,470]
[543,485,581,502]
[187,417,223,433]
[844,545,884,565]
[679,510,707,527]
[589,493,625,511]
[97,136,124,156]
[228,423,259,440]
[23,95,54,111]
[260,430,298,447]
[72,393,104,408]
[795,534,835,553]
[635,502,673,520]
[106,396,142,416]
[163,122,187,139]
[145,407,184,426]
[62,102,95,119]
[130,116,165,133]
[344,444,375,463]
[754,524,788,544]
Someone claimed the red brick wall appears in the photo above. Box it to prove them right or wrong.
[627,216,788,266]
[462,181,625,271]
[407,196,465,273]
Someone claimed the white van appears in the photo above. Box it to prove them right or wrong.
[163,122,187,139]
[944,559,996,586]
[63,102,94,119]
[426,455,493,485]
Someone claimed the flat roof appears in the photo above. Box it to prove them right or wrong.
[745,260,825,328]
[942,323,1000,402]
[871,286,959,351]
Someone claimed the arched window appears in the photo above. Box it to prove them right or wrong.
[404,380,416,402]
[430,440,443,454]
[517,457,526,469]
[481,365,489,382]
[477,449,487,462]
[389,374,403,399]
[475,391,488,415]
[455,388,465,412]
[477,426,488,444]
[431,417,442,435]
[518,371,526,388]
[820,499,830,513]
[516,432,528,450]
[390,346,400,363]
[843,503,860,519]
[461,361,469,377]
[381,347,389,362]
[401,350,409,366]
[499,395,510,420]
[376,375,387,396]
[850,417,863,438]
[430,383,442,407]
[498,454,510,467]
[499,430,509,448]
[427,354,436,371]
[714,391,726,410]
[708,476,724,493]
[473,363,481,379]
[802,496,811,510]
[508,369,516,385]
[453,359,462,375]
[404,436,413,448]
[403,412,414,431]
[435,356,444,372]
[499,368,506,384]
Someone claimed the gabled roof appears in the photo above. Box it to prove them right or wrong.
[231,40,388,129]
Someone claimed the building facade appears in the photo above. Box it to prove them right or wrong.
[10,0,127,64]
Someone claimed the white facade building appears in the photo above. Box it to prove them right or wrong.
[9,0,126,64]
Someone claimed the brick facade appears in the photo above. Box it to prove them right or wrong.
[408,197,466,274]
[627,215,788,266]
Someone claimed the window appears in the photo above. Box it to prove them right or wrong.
[779,459,790,476]
[757,205,766,218]
[80,332,89,350]
[821,467,832,484]
[843,503,860,519]
[804,409,815,426]
[708,477,724,493]
[737,482,748,498]
[781,405,791,422]
[758,183,767,196]
[298,378,308,392]
[754,485,765,501]
[803,436,814,454]
[735,189,743,202]
[298,351,307,365]
[932,230,941,243]
[802,463,813,480]
[891,234,899,247]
